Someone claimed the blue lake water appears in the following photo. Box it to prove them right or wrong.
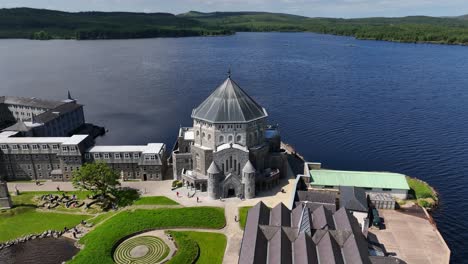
[0,32,467,262]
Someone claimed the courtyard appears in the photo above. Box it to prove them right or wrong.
[369,207,450,264]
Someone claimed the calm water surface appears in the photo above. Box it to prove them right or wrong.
[0,33,467,262]
[0,237,79,263]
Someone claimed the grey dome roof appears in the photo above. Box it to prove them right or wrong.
[207,161,221,174]
[191,77,267,123]
[243,160,256,173]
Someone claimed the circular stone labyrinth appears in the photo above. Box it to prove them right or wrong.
[114,236,170,264]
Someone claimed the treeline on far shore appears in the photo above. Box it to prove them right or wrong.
[2,8,468,45]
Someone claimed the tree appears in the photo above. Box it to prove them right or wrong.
[72,161,120,198]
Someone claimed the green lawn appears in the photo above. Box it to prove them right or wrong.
[167,231,199,264]
[185,231,226,264]
[239,206,252,230]
[133,196,179,206]
[407,177,436,199]
[70,207,225,264]
[0,207,91,242]
[87,211,118,226]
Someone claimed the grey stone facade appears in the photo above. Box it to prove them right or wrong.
[0,93,85,137]
[172,76,288,199]
[0,132,167,182]
[0,181,12,209]
[85,144,168,181]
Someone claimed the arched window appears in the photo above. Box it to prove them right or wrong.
[208,134,211,140]
[219,135,224,143]
[236,135,242,143]
[202,132,205,138]
[195,154,200,169]
[196,131,200,137]
[228,135,233,142]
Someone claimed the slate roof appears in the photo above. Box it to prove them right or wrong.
[35,102,83,123]
[191,77,267,123]
[340,186,369,212]
[0,96,65,109]
[239,202,373,264]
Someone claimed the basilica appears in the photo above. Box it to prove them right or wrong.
[171,75,288,199]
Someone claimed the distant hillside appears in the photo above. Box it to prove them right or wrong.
[1,8,468,45]
[0,8,231,39]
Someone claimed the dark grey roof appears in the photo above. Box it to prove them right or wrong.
[239,202,377,264]
[298,190,337,204]
[35,102,82,123]
[296,201,337,213]
[0,96,65,109]
[270,203,291,227]
[339,186,368,212]
[191,77,267,123]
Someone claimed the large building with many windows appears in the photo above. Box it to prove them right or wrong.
[0,92,85,137]
[0,132,167,181]
[172,75,288,199]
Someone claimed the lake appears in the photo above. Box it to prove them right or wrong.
[0,32,467,262]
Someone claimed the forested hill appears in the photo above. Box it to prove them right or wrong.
[2,8,468,45]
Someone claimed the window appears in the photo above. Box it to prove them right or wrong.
[383,188,392,191]
[12,145,18,150]
[228,135,233,142]
[0,145,7,150]
[219,135,224,143]
[52,145,59,150]
[94,153,100,159]
[69,146,76,152]
[124,153,130,159]
[27,164,31,170]
[64,167,68,172]
[42,144,48,150]
[85,153,90,159]
[324,185,334,188]
[32,144,39,150]
[196,131,200,137]
[104,153,110,159]
[208,134,211,140]
[364,187,373,191]
[37,164,41,169]
[47,164,51,170]
[62,146,68,152]
[134,153,140,159]
[21,145,28,150]
[115,153,121,159]
[202,132,205,138]
[236,135,242,142]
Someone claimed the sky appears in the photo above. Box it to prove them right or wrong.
[0,0,467,18]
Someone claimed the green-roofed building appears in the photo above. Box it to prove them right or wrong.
[309,169,410,199]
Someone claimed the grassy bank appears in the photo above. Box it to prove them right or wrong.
[133,196,179,206]
[70,207,225,264]
[168,231,226,264]
[0,207,90,242]
[238,206,253,230]
[406,176,438,208]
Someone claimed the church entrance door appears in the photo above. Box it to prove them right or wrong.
[227,188,235,197]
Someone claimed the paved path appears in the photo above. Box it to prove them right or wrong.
[7,174,296,264]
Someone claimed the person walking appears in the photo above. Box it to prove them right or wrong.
[196,197,199,203]
[176,191,179,197]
